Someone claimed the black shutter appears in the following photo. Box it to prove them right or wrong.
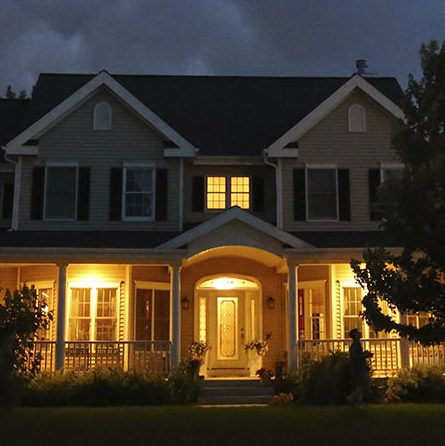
[293,168,306,221]
[2,183,13,218]
[368,168,381,221]
[77,167,90,220]
[192,176,205,212]
[31,166,45,220]
[155,168,168,221]
[109,168,122,221]
[252,176,264,212]
[338,169,351,221]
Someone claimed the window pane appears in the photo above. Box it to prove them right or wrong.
[154,290,170,341]
[69,288,91,341]
[230,177,250,209]
[307,169,337,220]
[382,168,403,183]
[207,177,226,209]
[124,168,154,218]
[343,287,364,335]
[96,288,117,341]
[45,167,77,219]
[135,289,153,341]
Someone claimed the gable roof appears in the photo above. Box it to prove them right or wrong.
[3,72,404,156]
[159,206,314,250]
[4,71,196,155]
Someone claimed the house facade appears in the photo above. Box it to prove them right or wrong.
[0,71,438,376]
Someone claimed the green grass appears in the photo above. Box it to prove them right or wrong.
[1,405,445,446]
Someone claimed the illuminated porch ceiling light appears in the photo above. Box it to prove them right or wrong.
[198,277,258,290]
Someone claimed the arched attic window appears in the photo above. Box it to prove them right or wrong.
[93,101,112,130]
[348,104,366,133]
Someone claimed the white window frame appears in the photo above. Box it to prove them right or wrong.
[380,162,404,183]
[305,164,339,222]
[348,104,366,133]
[340,282,366,338]
[204,175,251,211]
[43,162,79,221]
[122,163,156,222]
[298,280,327,340]
[93,101,112,131]
[32,281,56,341]
[67,282,120,342]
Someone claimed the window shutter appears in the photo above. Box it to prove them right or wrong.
[338,169,351,221]
[155,168,168,221]
[293,168,306,221]
[192,176,205,212]
[77,167,90,220]
[368,168,381,221]
[31,166,45,220]
[2,183,13,218]
[109,168,122,221]
[252,176,264,212]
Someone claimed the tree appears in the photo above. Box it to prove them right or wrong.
[351,41,445,345]
[5,85,16,99]
[0,286,52,407]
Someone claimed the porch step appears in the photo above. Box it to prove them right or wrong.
[198,379,274,405]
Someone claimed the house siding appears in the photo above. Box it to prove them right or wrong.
[282,90,401,231]
[17,89,180,231]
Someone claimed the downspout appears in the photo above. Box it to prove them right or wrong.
[2,147,20,231]
[263,149,283,229]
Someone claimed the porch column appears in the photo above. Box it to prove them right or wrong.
[169,263,182,368]
[399,313,411,368]
[287,258,298,371]
[55,263,67,371]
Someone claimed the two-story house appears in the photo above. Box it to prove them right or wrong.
[1,70,428,377]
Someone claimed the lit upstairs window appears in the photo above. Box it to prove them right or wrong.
[230,176,250,209]
[206,176,226,209]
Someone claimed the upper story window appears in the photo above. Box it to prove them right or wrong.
[93,101,112,130]
[348,104,366,133]
[44,165,78,220]
[381,164,404,183]
[306,167,338,221]
[123,166,155,220]
[0,180,13,219]
[206,176,250,210]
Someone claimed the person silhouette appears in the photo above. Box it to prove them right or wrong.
[346,328,373,405]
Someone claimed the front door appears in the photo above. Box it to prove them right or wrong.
[207,290,249,375]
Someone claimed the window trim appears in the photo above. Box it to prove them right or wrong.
[204,175,251,211]
[43,163,79,221]
[379,162,404,183]
[122,163,156,222]
[93,101,112,131]
[305,164,339,222]
[340,283,366,338]
[67,281,120,342]
[348,104,366,133]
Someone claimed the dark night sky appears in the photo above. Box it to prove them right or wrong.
[1,0,445,96]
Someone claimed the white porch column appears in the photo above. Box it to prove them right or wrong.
[399,312,411,368]
[169,263,182,368]
[55,263,67,371]
[287,258,298,371]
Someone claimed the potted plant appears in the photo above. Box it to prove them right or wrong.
[256,367,274,385]
[188,341,210,379]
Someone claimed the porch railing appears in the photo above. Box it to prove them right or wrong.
[409,342,445,368]
[33,341,171,374]
[296,338,402,376]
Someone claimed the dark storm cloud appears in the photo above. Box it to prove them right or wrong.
[1,0,445,95]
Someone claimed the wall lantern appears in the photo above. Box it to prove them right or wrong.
[266,296,275,310]
[181,297,190,310]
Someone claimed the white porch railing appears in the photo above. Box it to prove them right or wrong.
[296,338,402,376]
[33,341,171,374]
[409,342,445,368]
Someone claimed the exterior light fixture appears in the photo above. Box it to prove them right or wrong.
[266,296,275,310]
[181,297,190,310]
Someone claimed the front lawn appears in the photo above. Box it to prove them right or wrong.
[1,405,445,446]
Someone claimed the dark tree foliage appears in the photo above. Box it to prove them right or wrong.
[0,286,52,406]
[351,41,445,345]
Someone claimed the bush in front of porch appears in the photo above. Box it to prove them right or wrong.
[23,367,200,407]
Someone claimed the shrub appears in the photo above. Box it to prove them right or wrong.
[24,368,171,406]
[291,351,355,405]
[387,366,445,403]
[168,361,200,404]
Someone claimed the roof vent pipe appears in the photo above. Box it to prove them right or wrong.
[356,59,368,75]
